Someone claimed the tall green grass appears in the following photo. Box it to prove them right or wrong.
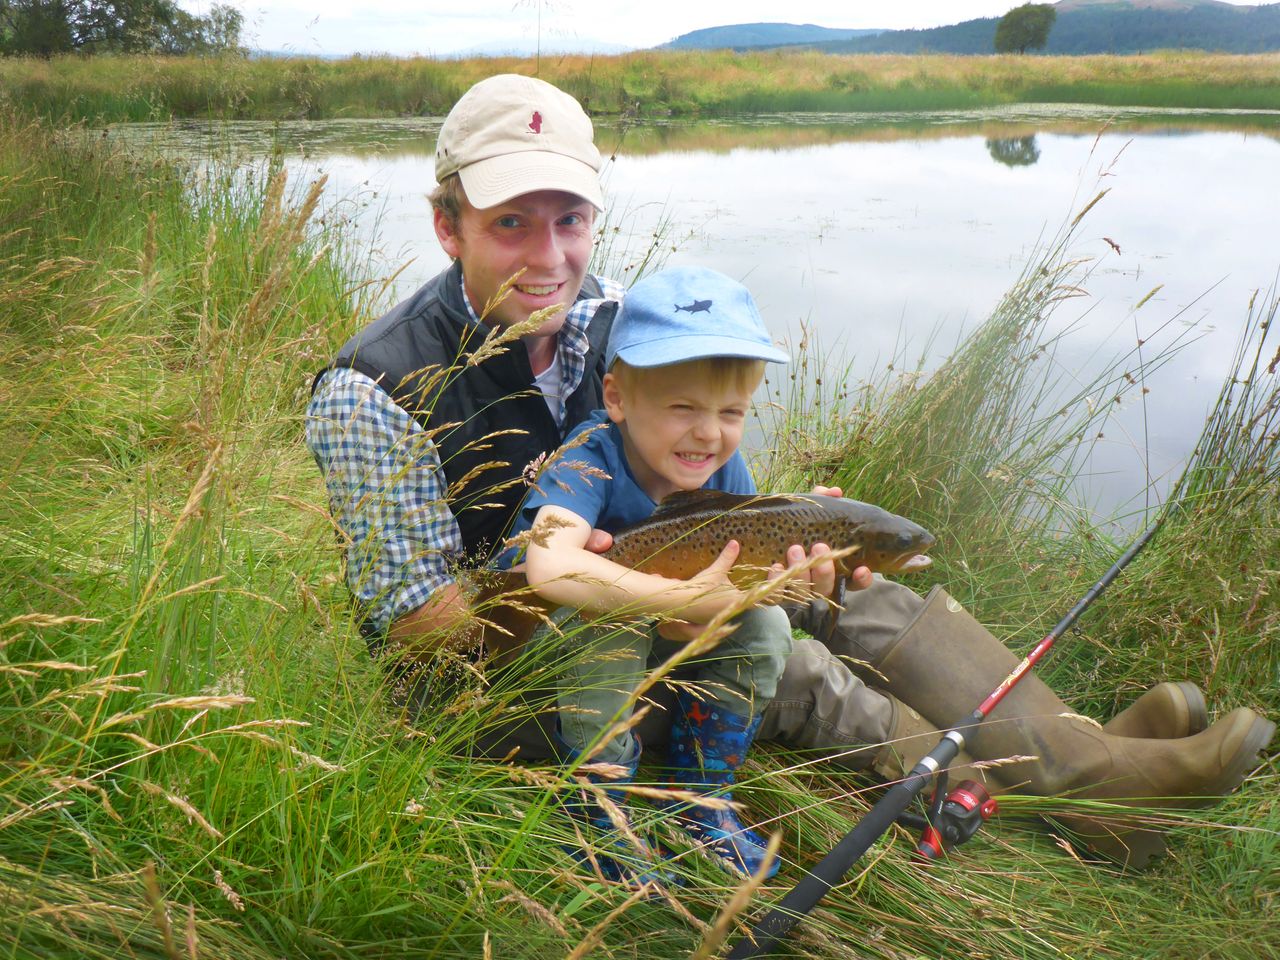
[759,176,1278,721]
[0,54,466,122]
[1,106,1276,960]
[4,50,1280,123]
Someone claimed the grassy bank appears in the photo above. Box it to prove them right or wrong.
[4,49,1280,123]
[1,107,1277,960]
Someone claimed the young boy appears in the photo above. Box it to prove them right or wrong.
[500,265,794,880]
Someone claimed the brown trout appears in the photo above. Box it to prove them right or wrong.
[472,491,934,658]
[602,490,935,580]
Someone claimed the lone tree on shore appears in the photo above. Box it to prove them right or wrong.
[994,3,1057,54]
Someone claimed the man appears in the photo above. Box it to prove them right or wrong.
[306,74,714,756]
[306,74,1273,870]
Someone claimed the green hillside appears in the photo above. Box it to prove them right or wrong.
[661,22,883,50]
[745,1,1280,54]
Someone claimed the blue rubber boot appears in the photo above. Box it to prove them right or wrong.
[560,735,672,889]
[660,692,780,879]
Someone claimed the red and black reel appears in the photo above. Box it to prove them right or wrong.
[899,774,998,861]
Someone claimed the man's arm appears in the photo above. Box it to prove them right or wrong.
[387,581,472,651]
[306,369,623,657]
[305,368,468,651]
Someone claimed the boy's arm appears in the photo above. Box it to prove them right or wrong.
[524,505,746,624]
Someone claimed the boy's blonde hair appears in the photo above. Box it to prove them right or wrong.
[608,356,766,398]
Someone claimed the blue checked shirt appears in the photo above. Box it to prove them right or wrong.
[305,272,625,636]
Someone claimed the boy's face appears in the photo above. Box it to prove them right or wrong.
[434,189,595,338]
[603,364,761,503]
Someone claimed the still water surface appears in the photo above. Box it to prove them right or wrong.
[111,106,1280,519]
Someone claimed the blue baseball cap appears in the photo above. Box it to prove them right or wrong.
[605,266,790,369]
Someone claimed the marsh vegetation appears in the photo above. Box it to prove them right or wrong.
[4,49,1280,123]
[0,107,1276,959]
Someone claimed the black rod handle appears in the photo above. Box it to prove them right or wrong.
[727,736,961,958]
[727,517,1165,958]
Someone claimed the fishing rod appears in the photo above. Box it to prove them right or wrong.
[726,517,1166,959]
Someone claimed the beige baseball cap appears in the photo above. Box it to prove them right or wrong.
[435,74,605,211]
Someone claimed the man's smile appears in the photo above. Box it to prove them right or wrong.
[516,282,561,297]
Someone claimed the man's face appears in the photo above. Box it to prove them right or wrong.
[603,364,760,503]
[434,189,595,338]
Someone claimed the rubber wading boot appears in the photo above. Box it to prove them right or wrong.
[756,635,1203,782]
[872,587,1276,869]
[1102,681,1208,740]
[659,692,780,879]
[561,734,671,889]
[803,583,1206,742]
[870,686,1209,784]
[873,694,984,782]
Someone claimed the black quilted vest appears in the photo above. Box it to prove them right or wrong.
[315,261,616,564]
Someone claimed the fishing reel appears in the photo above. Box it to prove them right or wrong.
[897,771,998,861]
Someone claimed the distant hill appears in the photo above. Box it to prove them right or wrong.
[660,23,883,51]
[444,37,633,58]
[1055,0,1237,11]
[702,2,1280,55]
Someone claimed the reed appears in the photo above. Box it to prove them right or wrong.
[4,50,1280,123]
[0,106,1275,960]
[760,159,1278,720]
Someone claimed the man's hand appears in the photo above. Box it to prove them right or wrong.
[771,542,839,598]
[807,483,872,592]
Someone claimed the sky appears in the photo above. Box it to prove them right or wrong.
[173,1,1260,58]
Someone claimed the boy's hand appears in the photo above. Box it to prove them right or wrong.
[673,539,747,623]
[690,539,741,590]
[659,540,742,641]
[585,528,613,553]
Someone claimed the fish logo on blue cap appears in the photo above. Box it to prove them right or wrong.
[675,299,713,314]
[605,266,790,370]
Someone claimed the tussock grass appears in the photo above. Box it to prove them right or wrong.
[4,50,1280,123]
[760,160,1278,721]
[1,106,1276,960]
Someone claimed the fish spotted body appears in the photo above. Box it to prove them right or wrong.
[474,491,934,656]
[603,490,934,581]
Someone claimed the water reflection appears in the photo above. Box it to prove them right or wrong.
[105,106,1280,519]
[111,105,1280,160]
[987,134,1041,166]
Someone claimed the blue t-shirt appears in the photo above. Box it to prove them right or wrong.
[496,409,755,568]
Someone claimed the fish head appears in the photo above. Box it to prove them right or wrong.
[828,500,936,574]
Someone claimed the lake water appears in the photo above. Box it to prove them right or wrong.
[109,105,1280,520]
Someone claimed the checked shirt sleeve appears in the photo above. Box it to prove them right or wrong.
[305,367,464,636]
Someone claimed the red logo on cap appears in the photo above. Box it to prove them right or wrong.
[529,111,543,134]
